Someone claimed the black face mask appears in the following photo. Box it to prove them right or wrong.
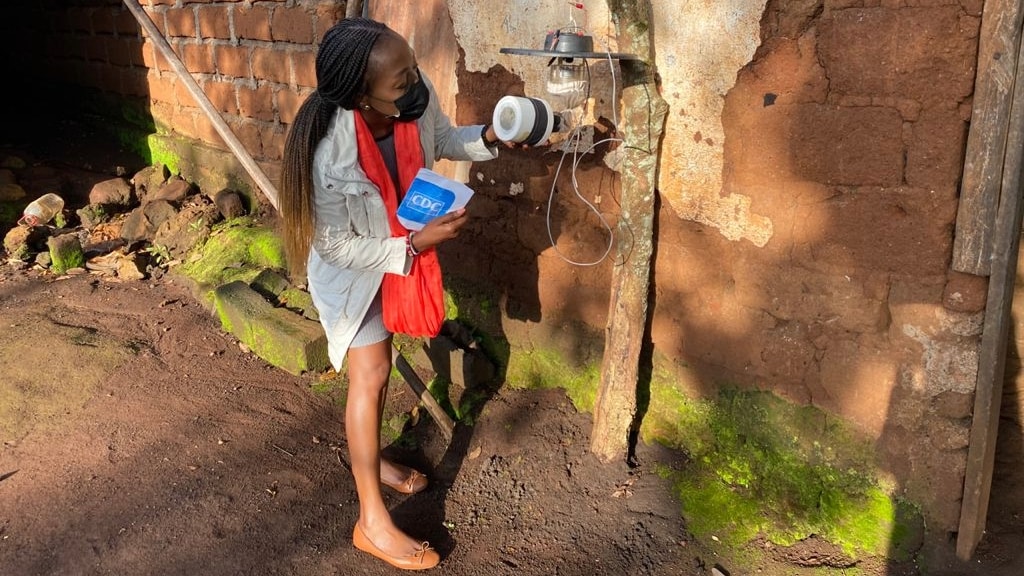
[392,79,430,122]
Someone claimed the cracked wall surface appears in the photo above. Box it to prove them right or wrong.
[449,0,772,245]
[440,1,984,534]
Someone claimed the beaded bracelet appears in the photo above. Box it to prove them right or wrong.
[480,124,499,148]
[406,231,421,257]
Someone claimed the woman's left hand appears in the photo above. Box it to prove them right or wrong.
[412,208,469,252]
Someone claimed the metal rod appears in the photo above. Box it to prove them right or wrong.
[122,0,280,210]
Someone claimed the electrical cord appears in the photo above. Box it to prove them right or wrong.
[543,38,623,267]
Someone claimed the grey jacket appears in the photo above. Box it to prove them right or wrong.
[307,76,497,370]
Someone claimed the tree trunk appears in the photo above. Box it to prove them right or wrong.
[590,0,669,462]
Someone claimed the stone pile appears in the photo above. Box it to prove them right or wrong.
[2,157,247,281]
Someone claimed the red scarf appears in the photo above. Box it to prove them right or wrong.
[353,112,445,338]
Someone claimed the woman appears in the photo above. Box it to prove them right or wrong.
[278,18,503,571]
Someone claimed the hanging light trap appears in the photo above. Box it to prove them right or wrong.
[499,3,639,72]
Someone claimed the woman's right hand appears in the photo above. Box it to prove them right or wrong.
[411,208,469,252]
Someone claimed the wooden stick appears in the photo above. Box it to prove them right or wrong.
[951,0,1024,275]
[957,11,1024,560]
[121,0,280,210]
[346,0,365,19]
[391,344,455,441]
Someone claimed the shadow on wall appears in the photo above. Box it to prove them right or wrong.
[649,0,986,570]
[969,261,1024,571]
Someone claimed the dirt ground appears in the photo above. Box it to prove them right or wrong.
[2,120,1024,576]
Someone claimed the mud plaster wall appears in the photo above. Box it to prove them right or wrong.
[441,0,987,534]
[6,0,993,533]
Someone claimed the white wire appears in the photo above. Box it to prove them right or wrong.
[545,129,618,267]
[606,40,618,131]
[542,35,623,267]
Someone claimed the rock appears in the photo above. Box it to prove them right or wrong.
[47,233,85,274]
[213,280,329,375]
[3,227,29,260]
[943,271,988,313]
[422,333,497,390]
[144,200,178,230]
[88,177,133,207]
[932,390,974,420]
[76,204,110,230]
[0,181,26,202]
[3,225,48,261]
[280,287,319,322]
[149,177,192,203]
[249,269,319,321]
[152,197,219,260]
[214,189,246,219]
[0,169,25,201]
[131,164,169,204]
[117,252,146,281]
[251,268,291,300]
[119,208,149,244]
[1,155,26,169]
[120,200,178,245]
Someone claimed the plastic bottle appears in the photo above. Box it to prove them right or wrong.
[18,193,64,227]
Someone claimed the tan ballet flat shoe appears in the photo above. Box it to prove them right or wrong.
[381,467,428,495]
[352,523,440,570]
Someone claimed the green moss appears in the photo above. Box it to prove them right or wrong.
[279,286,319,320]
[646,386,921,561]
[48,236,85,274]
[147,134,180,175]
[505,348,600,413]
[180,217,286,299]
[247,231,288,270]
[425,376,457,420]
[443,289,459,320]
[117,127,155,165]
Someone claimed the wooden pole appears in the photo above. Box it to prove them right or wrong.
[956,12,1024,559]
[590,0,669,462]
[392,345,455,441]
[122,0,280,210]
[345,0,365,19]
[951,0,1024,275]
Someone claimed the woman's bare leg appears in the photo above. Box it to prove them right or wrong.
[346,337,423,555]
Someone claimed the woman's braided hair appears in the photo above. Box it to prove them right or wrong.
[279,18,389,277]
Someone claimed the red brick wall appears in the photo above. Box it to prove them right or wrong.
[29,0,341,163]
